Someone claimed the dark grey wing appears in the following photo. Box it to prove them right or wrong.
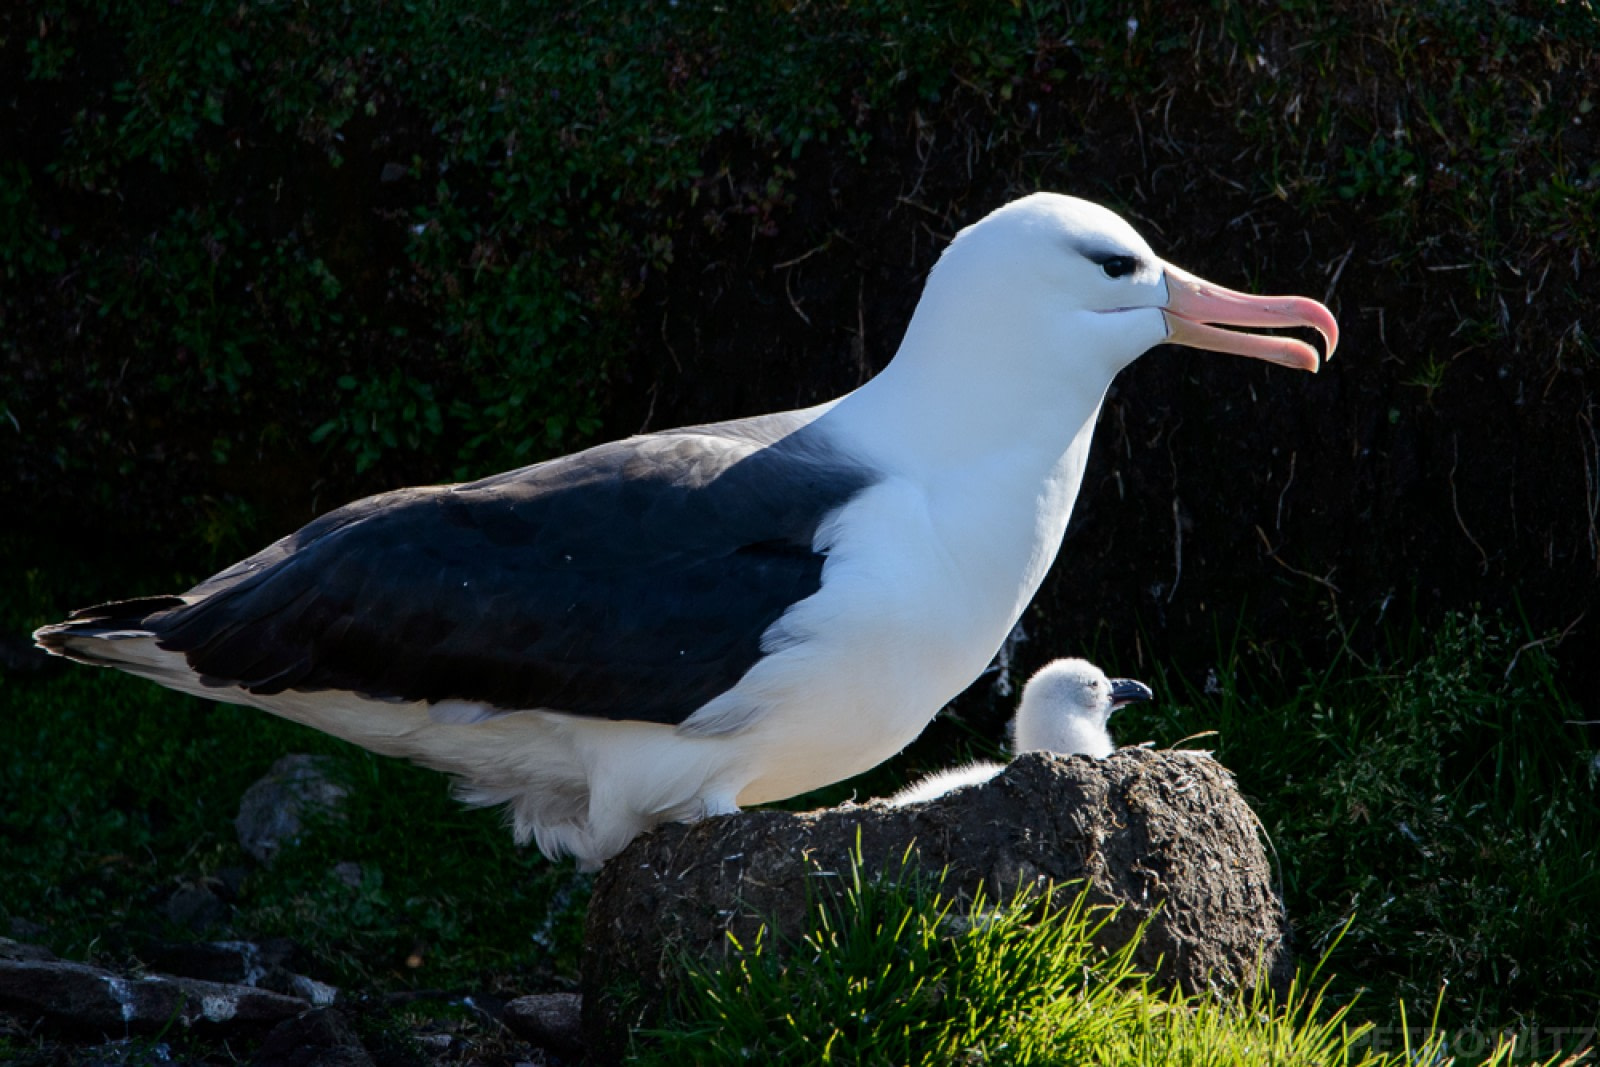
[139,415,875,725]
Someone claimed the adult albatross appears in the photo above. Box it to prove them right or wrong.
[35,193,1337,870]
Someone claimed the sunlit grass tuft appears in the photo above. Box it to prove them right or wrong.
[637,855,1148,1065]
[638,850,1573,1066]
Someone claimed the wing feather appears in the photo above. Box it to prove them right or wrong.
[141,413,872,725]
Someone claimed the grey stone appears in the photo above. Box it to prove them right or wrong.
[414,1032,453,1053]
[161,881,231,932]
[0,955,308,1036]
[145,938,295,986]
[253,1007,373,1067]
[236,755,351,865]
[146,939,340,1009]
[0,937,55,962]
[502,993,583,1057]
[146,939,265,984]
[282,973,340,1008]
[581,748,1292,1060]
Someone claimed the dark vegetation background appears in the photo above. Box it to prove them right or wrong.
[2,0,1597,1057]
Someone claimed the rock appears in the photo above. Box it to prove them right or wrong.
[0,956,309,1036]
[581,749,1292,1057]
[7,917,50,944]
[0,937,55,962]
[332,861,364,888]
[145,938,292,986]
[237,755,351,865]
[145,939,340,1008]
[279,973,340,1008]
[502,993,583,1058]
[253,1007,373,1067]
[162,880,232,933]
[414,1032,453,1054]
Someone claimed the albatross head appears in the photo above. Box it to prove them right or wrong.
[846,192,1337,470]
[1010,657,1154,759]
[915,192,1339,385]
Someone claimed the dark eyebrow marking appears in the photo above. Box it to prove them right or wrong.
[1068,238,1143,272]
[1065,236,1129,262]
[1078,245,1125,263]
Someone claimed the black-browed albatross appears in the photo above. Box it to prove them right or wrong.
[35,193,1337,870]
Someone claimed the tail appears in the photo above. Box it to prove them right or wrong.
[32,595,195,682]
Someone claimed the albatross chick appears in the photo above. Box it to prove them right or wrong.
[889,658,1153,805]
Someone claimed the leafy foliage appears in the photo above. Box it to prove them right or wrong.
[1117,611,1600,1033]
[6,0,1593,554]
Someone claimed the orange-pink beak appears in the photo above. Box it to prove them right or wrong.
[1161,263,1339,373]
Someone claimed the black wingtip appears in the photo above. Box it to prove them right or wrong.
[33,595,187,658]
[32,623,70,656]
[62,595,188,625]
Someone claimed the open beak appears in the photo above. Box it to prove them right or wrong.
[1108,678,1154,712]
[1161,263,1339,373]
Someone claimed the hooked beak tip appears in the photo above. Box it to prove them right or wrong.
[1161,263,1339,372]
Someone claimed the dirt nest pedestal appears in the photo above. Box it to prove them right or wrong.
[581,747,1292,1056]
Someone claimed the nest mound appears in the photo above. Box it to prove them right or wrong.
[582,747,1291,1058]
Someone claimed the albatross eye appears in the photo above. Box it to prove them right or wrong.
[1099,255,1139,279]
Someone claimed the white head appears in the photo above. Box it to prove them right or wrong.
[1009,657,1154,760]
[866,193,1338,464]
[926,193,1336,368]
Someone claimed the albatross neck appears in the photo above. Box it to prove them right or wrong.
[825,312,1114,484]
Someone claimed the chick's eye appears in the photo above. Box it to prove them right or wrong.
[1100,255,1139,279]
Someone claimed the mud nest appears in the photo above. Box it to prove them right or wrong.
[581,747,1291,1056]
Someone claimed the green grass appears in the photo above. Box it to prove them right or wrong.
[635,850,1562,1067]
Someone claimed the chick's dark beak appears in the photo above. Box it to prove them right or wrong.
[1108,678,1154,711]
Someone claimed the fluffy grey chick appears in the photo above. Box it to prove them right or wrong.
[889,657,1152,806]
[1009,657,1152,758]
